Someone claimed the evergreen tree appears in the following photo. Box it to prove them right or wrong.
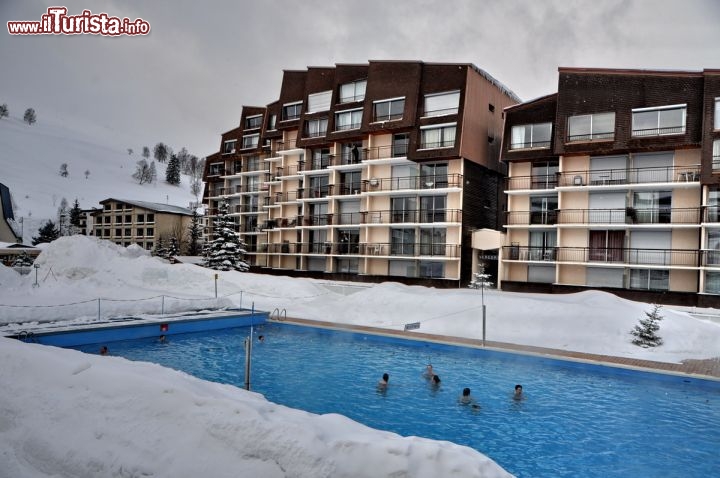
[57,197,69,236]
[127,148,134,155]
[12,251,34,267]
[153,142,168,163]
[202,201,248,271]
[23,108,36,125]
[84,169,90,179]
[59,163,69,177]
[142,146,151,160]
[32,220,60,245]
[186,207,203,256]
[152,237,168,258]
[167,237,180,258]
[132,159,152,184]
[0,103,8,119]
[69,199,82,233]
[165,153,181,185]
[631,304,664,347]
[149,161,157,183]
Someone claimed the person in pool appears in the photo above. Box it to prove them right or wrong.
[459,387,480,409]
[99,345,109,356]
[513,384,524,400]
[377,373,389,390]
[423,364,435,379]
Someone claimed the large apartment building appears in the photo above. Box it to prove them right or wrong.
[501,68,720,306]
[203,61,519,286]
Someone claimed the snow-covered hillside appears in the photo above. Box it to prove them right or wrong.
[0,110,200,242]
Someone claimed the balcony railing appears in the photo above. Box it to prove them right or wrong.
[361,209,462,224]
[704,206,720,223]
[273,190,303,203]
[335,183,363,196]
[276,139,300,152]
[502,246,557,262]
[505,174,558,191]
[505,210,557,226]
[303,214,333,226]
[308,156,332,171]
[364,144,409,160]
[567,131,614,142]
[631,125,685,137]
[334,212,362,225]
[306,185,333,199]
[362,174,461,192]
[509,140,551,150]
[259,241,460,257]
[242,162,269,173]
[555,207,701,225]
[557,165,700,187]
[701,250,720,267]
[504,246,698,267]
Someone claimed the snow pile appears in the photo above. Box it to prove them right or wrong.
[0,338,511,478]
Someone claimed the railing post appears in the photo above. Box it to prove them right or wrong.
[97,298,101,321]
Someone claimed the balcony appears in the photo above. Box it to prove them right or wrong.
[334,183,363,196]
[276,139,301,153]
[505,210,557,226]
[306,156,332,171]
[334,212,362,225]
[555,207,700,225]
[557,165,700,188]
[273,190,303,203]
[361,209,462,225]
[362,174,461,193]
[364,144,409,160]
[360,242,461,258]
[306,185,332,199]
[502,245,557,262]
[631,125,685,137]
[302,214,333,226]
[701,250,720,267]
[505,174,558,191]
[504,246,698,267]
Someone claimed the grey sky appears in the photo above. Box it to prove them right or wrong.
[2,0,719,157]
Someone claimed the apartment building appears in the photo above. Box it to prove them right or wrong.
[501,68,720,306]
[92,198,193,252]
[203,61,519,286]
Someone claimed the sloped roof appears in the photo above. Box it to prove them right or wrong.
[99,198,193,216]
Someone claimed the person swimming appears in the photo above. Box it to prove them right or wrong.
[513,384,524,400]
[377,373,389,390]
[423,364,434,379]
[459,387,480,409]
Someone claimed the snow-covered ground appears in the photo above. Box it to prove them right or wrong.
[0,112,198,241]
[1,235,719,477]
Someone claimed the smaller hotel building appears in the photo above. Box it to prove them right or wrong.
[500,68,720,306]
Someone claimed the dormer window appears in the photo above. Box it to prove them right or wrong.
[223,140,236,155]
[632,104,686,137]
[373,97,405,122]
[282,101,302,121]
[339,79,366,103]
[510,123,552,149]
[244,115,262,130]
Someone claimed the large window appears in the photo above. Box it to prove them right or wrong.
[339,80,366,103]
[304,118,328,138]
[244,115,262,130]
[311,148,331,170]
[392,133,409,157]
[307,91,332,113]
[335,109,363,131]
[532,160,559,189]
[567,112,615,141]
[374,98,405,122]
[589,230,624,262]
[267,114,277,131]
[420,124,456,149]
[713,139,720,171]
[423,90,460,117]
[632,104,686,137]
[242,133,259,149]
[282,101,302,121]
[223,140,236,155]
[208,162,223,176]
[510,123,552,149]
[529,231,557,261]
[391,228,415,256]
[706,229,720,265]
[705,271,720,294]
[419,227,446,256]
[632,191,671,224]
[715,98,720,130]
[629,269,669,291]
[391,197,417,223]
[530,196,558,225]
[420,163,448,189]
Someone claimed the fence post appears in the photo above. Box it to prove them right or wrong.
[97,298,101,321]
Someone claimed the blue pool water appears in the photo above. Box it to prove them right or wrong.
[74,324,720,477]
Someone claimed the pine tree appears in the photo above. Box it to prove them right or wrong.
[59,163,69,177]
[167,237,180,258]
[142,146,151,160]
[165,153,181,185]
[69,199,82,233]
[631,304,664,347]
[57,197,69,236]
[186,207,203,256]
[23,108,36,125]
[32,220,60,245]
[149,161,157,183]
[12,251,34,267]
[152,237,168,258]
[153,142,168,163]
[0,103,8,119]
[202,201,248,271]
[84,169,90,179]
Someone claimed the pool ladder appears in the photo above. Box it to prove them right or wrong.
[270,308,286,321]
[17,331,37,343]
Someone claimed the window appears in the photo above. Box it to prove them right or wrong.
[567,112,615,141]
[629,269,669,291]
[391,228,415,256]
[124,228,131,236]
[419,228,446,256]
[103,216,111,224]
[392,133,409,157]
[137,214,145,223]
[115,215,122,224]
[208,162,223,176]
[420,163,448,189]
[510,123,552,149]
[282,101,302,121]
[244,115,262,130]
[311,148,331,170]
[104,203,111,210]
[589,230,624,262]
[391,196,417,223]
[335,109,363,131]
[267,114,277,131]
[706,230,720,265]
[103,229,110,237]
[242,133,259,149]
[420,124,456,149]
[146,227,154,237]
[307,91,332,113]
[146,214,155,223]
[705,272,720,294]
[715,98,720,130]
[420,195,446,223]
[136,228,144,236]
[423,90,460,117]
[304,118,328,138]
[115,228,121,236]
[530,196,558,225]
[713,139,720,171]
[341,142,363,164]
[125,214,132,223]
[632,191,671,224]
[374,97,405,122]
[529,231,557,261]
[339,79,366,103]
[632,104,686,137]
[222,140,237,154]
[532,160,559,189]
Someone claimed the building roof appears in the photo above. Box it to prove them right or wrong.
[98,199,193,216]
[558,66,705,78]
[503,92,558,112]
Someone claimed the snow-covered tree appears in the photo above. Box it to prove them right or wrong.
[32,220,59,245]
[152,237,168,259]
[132,159,153,184]
[165,153,181,185]
[631,304,664,347]
[142,146,150,160]
[149,161,157,184]
[12,251,34,267]
[59,163,69,177]
[127,148,134,155]
[153,142,168,163]
[69,199,82,234]
[0,103,8,119]
[186,207,203,256]
[167,237,180,258]
[469,263,493,290]
[23,108,36,125]
[202,201,248,271]
[57,197,70,236]
[84,169,90,179]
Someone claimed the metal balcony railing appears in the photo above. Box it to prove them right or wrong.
[504,246,698,267]
[335,183,363,196]
[557,165,700,187]
[505,210,557,226]
[302,214,333,226]
[361,209,462,224]
[558,207,700,225]
[567,131,615,142]
[631,125,685,137]
[362,174,461,192]
[360,242,461,258]
[364,144,409,160]
[334,212,362,225]
[306,185,333,199]
[276,139,300,152]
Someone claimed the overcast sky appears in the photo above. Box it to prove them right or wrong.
[2,0,719,157]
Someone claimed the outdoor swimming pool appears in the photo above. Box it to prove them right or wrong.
[74,323,720,477]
